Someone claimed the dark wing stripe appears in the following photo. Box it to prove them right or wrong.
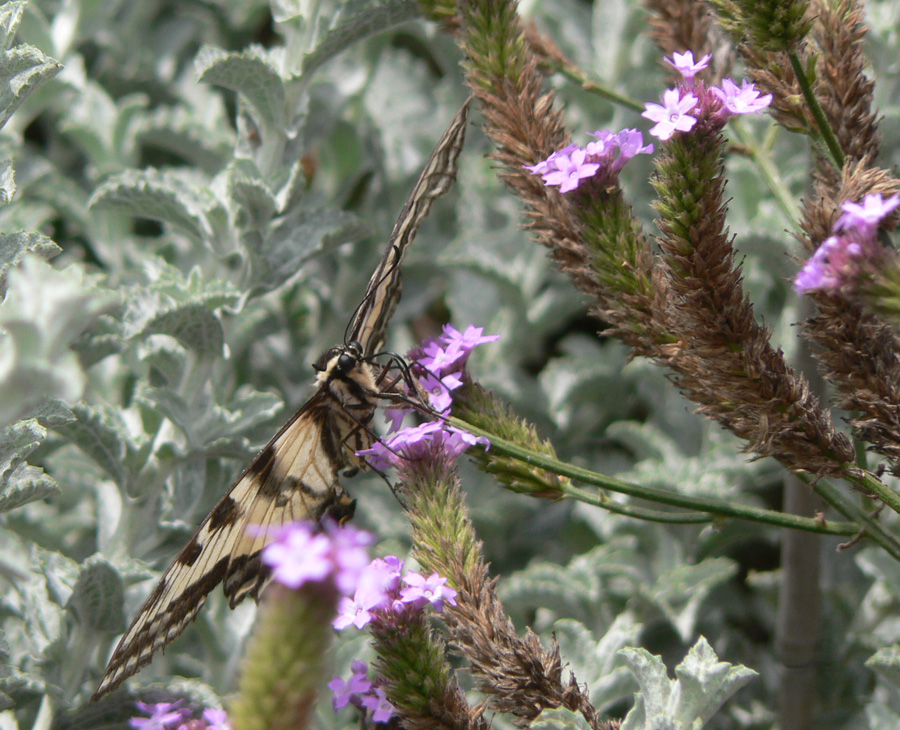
[347,99,470,355]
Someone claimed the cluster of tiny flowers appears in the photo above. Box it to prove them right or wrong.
[328,660,394,723]
[403,323,499,419]
[523,129,654,193]
[259,520,373,595]
[332,554,457,631]
[327,557,457,723]
[795,193,900,293]
[358,420,490,471]
[365,323,496,469]
[641,51,772,141]
[130,701,231,730]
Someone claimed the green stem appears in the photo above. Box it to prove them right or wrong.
[801,475,900,562]
[552,59,644,114]
[450,417,857,537]
[844,466,900,519]
[788,51,844,170]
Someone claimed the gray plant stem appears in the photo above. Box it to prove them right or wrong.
[777,296,824,730]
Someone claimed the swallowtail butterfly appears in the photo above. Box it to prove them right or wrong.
[94,100,470,698]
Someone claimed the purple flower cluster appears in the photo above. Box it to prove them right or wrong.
[404,323,500,418]
[366,323,496,470]
[641,51,772,142]
[130,702,231,730]
[333,554,457,631]
[795,192,900,294]
[328,660,394,722]
[259,520,373,594]
[327,557,458,723]
[358,420,490,471]
[523,129,654,193]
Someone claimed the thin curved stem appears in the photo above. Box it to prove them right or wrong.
[451,416,859,537]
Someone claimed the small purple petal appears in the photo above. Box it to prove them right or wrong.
[642,89,698,141]
[664,50,711,81]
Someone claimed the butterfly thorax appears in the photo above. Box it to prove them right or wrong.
[312,341,379,471]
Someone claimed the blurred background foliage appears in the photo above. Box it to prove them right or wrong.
[1,0,900,728]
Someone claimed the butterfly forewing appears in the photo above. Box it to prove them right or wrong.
[347,99,470,355]
[93,101,469,699]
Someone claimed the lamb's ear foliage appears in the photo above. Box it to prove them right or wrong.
[619,638,758,730]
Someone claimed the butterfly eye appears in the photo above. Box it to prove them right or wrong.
[337,351,358,373]
[348,340,363,355]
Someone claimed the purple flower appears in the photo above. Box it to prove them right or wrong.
[260,524,335,589]
[711,78,772,117]
[418,370,462,413]
[260,521,373,594]
[794,235,864,293]
[130,702,188,730]
[523,144,578,176]
[419,338,466,377]
[439,323,501,354]
[664,50,711,82]
[361,687,396,723]
[357,421,489,471]
[200,709,232,730]
[642,89,698,141]
[524,146,600,193]
[834,192,900,233]
[329,660,374,711]
[365,556,405,593]
[383,407,409,433]
[333,569,392,629]
[608,129,654,170]
[400,571,458,612]
[326,522,376,595]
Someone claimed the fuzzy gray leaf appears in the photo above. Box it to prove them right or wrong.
[0,157,15,204]
[0,417,45,481]
[143,304,226,356]
[531,707,594,730]
[89,168,219,242]
[249,207,368,296]
[0,463,59,512]
[301,0,421,79]
[0,230,60,297]
[124,264,239,354]
[139,384,282,455]
[0,44,61,130]
[195,45,286,132]
[66,556,125,632]
[554,617,641,712]
[0,2,25,51]
[866,645,900,690]
[620,637,757,730]
[55,403,132,491]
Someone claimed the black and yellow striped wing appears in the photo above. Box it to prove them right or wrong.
[93,101,469,699]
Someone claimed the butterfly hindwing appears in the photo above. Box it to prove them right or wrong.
[94,394,364,698]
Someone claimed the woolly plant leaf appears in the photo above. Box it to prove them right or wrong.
[195,45,286,132]
[619,637,757,730]
[89,168,220,242]
[300,0,421,79]
[531,707,594,730]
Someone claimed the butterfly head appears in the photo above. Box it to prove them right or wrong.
[313,341,377,393]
